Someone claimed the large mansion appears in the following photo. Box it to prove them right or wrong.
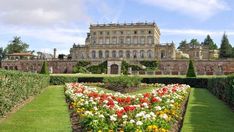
[70,22,176,63]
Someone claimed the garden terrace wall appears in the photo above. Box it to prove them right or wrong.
[0,69,49,117]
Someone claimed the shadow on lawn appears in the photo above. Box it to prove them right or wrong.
[182,88,234,132]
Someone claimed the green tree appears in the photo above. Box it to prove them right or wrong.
[0,47,6,61]
[219,34,232,58]
[189,39,200,47]
[4,36,29,54]
[202,35,218,50]
[232,47,234,58]
[186,60,196,77]
[40,61,49,74]
[178,40,187,49]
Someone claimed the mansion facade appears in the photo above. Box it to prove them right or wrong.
[70,22,176,64]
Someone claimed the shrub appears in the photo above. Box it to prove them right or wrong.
[72,61,90,73]
[50,75,78,85]
[186,60,196,77]
[121,61,143,75]
[103,76,142,93]
[40,61,49,74]
[87,61,107,74]
[0,69,49,117]
[140,61,158,70]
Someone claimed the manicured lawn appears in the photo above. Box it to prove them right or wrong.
[182,88,234,132]
[0,86,71,132]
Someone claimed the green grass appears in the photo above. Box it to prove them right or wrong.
[0,86,71,132]
[182,88,234,132]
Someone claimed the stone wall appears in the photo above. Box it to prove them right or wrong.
[1,59,234,75]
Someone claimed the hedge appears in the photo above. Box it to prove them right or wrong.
[50,76,78,85]
[0,69,49,117]
[207,76,234,108]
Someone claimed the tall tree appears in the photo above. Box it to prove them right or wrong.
[4,36,29,54]
[219,34,232,58]
[178,40,187,49]
[0,47,5,61]
[189,39,200,47]
[203,35,218,50]
[186,60,196,77]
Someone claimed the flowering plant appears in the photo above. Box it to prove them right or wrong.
[65,82,190,132]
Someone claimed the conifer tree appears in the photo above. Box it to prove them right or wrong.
[186,60,196,77]
[219,34,232,58]
[40,61,49,74]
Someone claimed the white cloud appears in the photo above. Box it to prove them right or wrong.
[137,0,230,20]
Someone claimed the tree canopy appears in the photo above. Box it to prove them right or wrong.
[178,40,187,49]
[0,47,6,61]
[202,35,218,50]
[219,34,232,58]
[4,36,29,54]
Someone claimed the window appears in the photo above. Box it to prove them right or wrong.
[112,50,117,58]
[140,37,145,44]
[133,37,138,44]
[147,50,153,58]
[100,31,103,35]
[99,50,103,58]
[106,38,110,44]
[148,37,152,44]
[140,50,145,58]
[126,37,131,44]
[120,31,124,35]
[99,38,103,44]
[134,31,137,34]
[112,37,117,44]
[148,30,152,34]
[133,50,137,59]
[92,51,96,59]
[106,31,110,35]
[120,37,124,44]
[126,51,130,58]
[119,50,123,58]
[161,50,165,59]
[93,32,96,35]
[105,50,109,58]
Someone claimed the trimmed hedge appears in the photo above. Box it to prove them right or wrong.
[207,76,234,108]
[50,76,78,85]
[0,69,49,117]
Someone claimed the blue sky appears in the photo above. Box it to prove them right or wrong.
[0,0,234,54]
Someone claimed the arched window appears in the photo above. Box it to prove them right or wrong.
[112,50,117,58]
[140,50,145,58]
[119,37,124,44]
[119,50,123,58]
[99,50,103,58]
[105,50,109,58]
[92,50,96,59]
[126,51,130,58]
[147,50,153,58]
[161,50,165,59]
[133,50,137,59]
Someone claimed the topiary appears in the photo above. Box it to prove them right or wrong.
[186,60,196,77]
[40,61,49,74]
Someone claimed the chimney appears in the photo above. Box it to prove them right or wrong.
[53,48,57,59]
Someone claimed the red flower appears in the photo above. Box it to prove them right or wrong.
[107,99,115,108]
[116,109,125,118]
[151,97,159,103]
[143,93,151,98]
[124,105,136,112]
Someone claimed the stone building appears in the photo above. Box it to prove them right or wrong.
[179,45,219,60]
[70,22,176,74]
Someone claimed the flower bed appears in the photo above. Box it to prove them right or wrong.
[65,83,190,132]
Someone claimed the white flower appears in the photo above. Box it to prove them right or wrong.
[155,106,162,111]
[84,111,93,116]
[130,119,135,123]
[110,114,117,121]
[94,106,98,111]
[99,114,105,118]
[136,121,143,126]
[160,114,168,120]
[122,115,128,119]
